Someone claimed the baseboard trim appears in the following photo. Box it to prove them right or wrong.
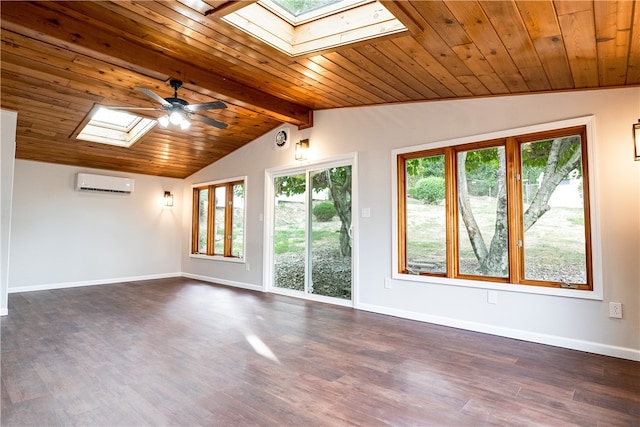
[8,272,182,294]
[357,302,640,362]
[181,273,264,292]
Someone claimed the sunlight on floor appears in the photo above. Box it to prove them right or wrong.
[245,332,280,363]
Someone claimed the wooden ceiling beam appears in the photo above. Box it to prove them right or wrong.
[0,1,312,128]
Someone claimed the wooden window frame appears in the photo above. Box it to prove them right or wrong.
[191,179,245,259]
[397,125,593,291]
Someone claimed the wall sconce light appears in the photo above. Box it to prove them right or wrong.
[634,120,640,161]
[295,139,309,161]
[163,191,174,207]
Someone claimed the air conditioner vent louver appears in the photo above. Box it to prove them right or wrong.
[75,173,134,194]
[79,187,128,193]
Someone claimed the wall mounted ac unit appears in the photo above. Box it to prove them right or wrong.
[75,173,134,194]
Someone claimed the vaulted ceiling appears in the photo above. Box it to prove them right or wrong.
[1,1,639,178]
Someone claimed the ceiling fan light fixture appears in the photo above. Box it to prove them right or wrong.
[158,115,170,127]
[180,119,191,130]
[169,110,184,125]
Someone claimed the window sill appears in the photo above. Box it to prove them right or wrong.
[391,272,603,301]
[189,253,245,264]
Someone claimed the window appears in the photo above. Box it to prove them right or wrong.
[264,0,364,24]
[397,120,595,292]
[191,178,245,259]
[222,0,406,57]
[73,106,156,147]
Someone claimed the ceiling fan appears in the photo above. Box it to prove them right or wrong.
[108,79,227,130]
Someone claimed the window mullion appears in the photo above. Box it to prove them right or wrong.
[445,147,458,278]
[191,188,199,254]
[224,184,234,257]
[505,137,523,284]
[207,185,215,256]
[397,155,408,273]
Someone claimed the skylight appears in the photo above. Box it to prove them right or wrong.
[266,0,357,24]
[91,108,140,130]
[222,0,406,57]
[272,0,339,17]
[75,107,156,147]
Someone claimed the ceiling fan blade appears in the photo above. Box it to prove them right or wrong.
[136,86,172,108]
[192,114,228,129]
[104,106,163,111]
[185,100,227,112]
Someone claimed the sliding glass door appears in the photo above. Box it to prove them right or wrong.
[270,161,353,304]
[273,172,306,293]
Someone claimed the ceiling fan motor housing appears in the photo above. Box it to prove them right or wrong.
[165,97,189,109]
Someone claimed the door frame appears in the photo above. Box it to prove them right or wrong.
[263,152,359,307]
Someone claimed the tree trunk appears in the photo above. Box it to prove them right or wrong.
[458,150,508,276]
[327,168,352,257]
[457,152,488,263]
[458,136,582,277]
[482,149,508,276]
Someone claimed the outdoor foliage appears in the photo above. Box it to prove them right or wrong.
[272,0,338,16]
[406,155,444,178]
[408,176,445,204]
[313,201,337,221]
[275,166,352,256]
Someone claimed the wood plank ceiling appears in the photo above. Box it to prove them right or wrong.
[1,1,639,178]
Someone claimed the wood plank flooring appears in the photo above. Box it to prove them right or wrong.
[2,277,638,426]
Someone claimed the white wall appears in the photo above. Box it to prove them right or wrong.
[9,161,183,292]
[1,110,18,315]
[182,88,640,360]
[180,140,268,291]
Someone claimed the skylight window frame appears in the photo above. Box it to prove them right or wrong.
[72,106,157,148]
[89,107,142,132]
[221,0,407,57]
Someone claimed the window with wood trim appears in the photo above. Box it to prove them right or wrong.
[397,125,592,290]
[191,179,245,258]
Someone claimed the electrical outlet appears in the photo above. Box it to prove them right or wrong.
[245,263,250,271]
[384,278,391,289]
[609,302,622,319]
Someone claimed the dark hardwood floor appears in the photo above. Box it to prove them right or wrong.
[2,277,638,426]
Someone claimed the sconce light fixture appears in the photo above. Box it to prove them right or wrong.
[163,191,174,207]
[295,139,309,161]
[634,120,640,161]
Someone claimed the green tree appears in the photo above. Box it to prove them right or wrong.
[406,155,444,187]
[408,176,445,204]
[457,136,582,276]
[313,201,337,221]
[273,0,339,16]
[275,166,352,256]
